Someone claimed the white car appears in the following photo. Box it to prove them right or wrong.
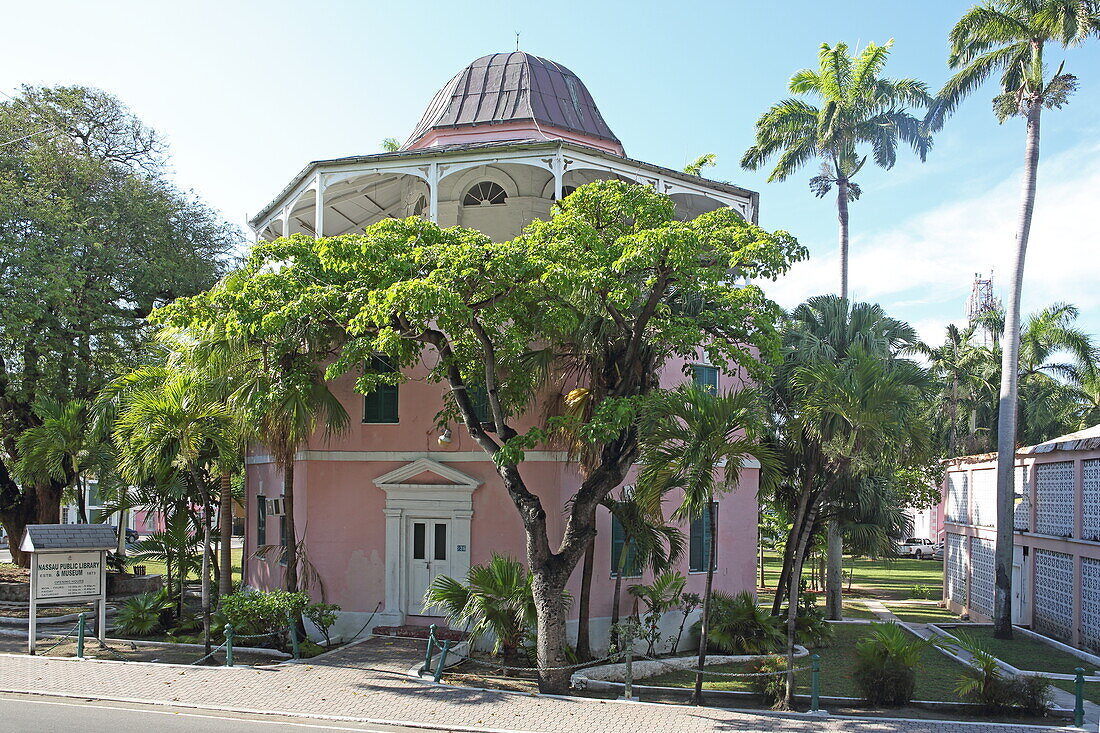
[897,538,936,559]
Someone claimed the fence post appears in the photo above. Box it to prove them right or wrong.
[288,614,300,660]
[225,624,234,667]
[421,624,437,674]
[1074,667,1084,728]
[433,640,451,684]
[810,654,821,713]
[76,613,86,659]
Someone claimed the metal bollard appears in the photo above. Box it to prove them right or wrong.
[433,640,451,683]
[810,654,821,713]
[288,615,300,660]
[422,624,438,674]
[1074,667,1085,728]
[225,624,234,667]
[76,613,86,659]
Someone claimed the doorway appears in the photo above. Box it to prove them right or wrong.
[407,518,451,615]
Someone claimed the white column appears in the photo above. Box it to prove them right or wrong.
[383,507,404,620]
[428,163,439,223]
[281,208,291,238]
[553,149,564,201]
[314,174,326,238]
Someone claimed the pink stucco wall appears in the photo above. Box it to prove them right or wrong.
[245,350,760,635]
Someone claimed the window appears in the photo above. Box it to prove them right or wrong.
[689,502,718,572]
[465,383,493,425]
[363,355,399,423]
[256,494,266,545]
[610,516,642,577]
[692,364,719,395]
[463,181,507,206]
[552,185,577,201]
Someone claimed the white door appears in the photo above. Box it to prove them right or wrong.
[1011,546,1027,625]
[406,518,451,615]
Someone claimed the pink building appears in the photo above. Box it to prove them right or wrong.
[942,424,1100,652]
[244,52,762,649]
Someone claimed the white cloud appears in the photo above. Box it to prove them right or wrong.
[765,142,1100,337]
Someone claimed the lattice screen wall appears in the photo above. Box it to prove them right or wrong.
[946,532,967,606]
[1035,461,1075,537]
[1084,459,1100,541]
[1014,465,1031,531]
[968,536,995,617]
[1033,549,1074,642]
[1082,557,1100,654]
[947,472,969,525]
[971,469,996,527]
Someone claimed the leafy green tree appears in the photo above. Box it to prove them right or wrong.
[380,137,401,152]
[742,41,931,619]
[0,85,237,563]
[638,385,774,705]
[925,0,1099,638]
[174,181,802,692]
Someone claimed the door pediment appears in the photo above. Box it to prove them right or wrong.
[373,458,481,503]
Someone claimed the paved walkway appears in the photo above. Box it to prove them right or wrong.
[0,636,1075,732]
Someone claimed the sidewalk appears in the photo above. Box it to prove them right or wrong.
[0,637,1073,732]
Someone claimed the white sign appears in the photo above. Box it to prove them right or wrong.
[34,551,103,600]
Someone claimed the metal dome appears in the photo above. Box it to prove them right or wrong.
[403,52,623,154]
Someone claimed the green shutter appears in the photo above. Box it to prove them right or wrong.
[256,495,266,545]
[692,365,719,395]
[363,356,399,423]
[610,516,640,577]
[689,503,717,572]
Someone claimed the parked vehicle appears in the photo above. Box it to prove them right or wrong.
[931,542,944,561]
[897,538,935,559]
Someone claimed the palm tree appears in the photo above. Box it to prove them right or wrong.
[926,0,1099,639]
[916,324,987,456]
[639,385,774,706]
[380,137,401,152]
[742,41,931,620]
[424,554,538,663]
[683,153,717,176]
[16,399,105,524]
[742,39,931,300]
[602,485,685,644]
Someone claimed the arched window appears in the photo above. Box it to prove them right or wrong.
[463,181,507,206]
[552,185,577,201]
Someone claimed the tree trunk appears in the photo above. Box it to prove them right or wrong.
[219,473,233,599]
[530,570,571,692]
[837,178,850,302]
[609,537,631,643]
[575,529,596,660]
[993,101,1041,640]
[690,504,718,705]
[282,448,299,594]
[786,503,819,708]
[825,522,843,619]
[201,516,212,655]
[77,475,88,524]
[771,531,796,616]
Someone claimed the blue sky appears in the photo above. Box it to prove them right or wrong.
[3,0,1098,345]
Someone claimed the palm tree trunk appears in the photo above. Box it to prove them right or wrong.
[201,516,212,655]
[786,503,820,708]
[689,505,718,706]
[219,473,233,598]
[993,101,1041,640]
[609,538,631,644]
[824,178,851,622]
[77,475,87,524]
[282,448,299,594]
[575,530,596,660]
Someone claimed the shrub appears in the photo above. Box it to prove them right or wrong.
[795,605,835,648]
[909,584,931,599]
[853,622,937,706]
[747,655,789,708]
[950,631,1041,713]
[303,601,341,646]
[1010,674,1053,716]
[220,589,310,640]
[115,588,172,636]
[696,591,783,654]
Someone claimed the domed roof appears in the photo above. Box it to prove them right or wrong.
[403,52,623,154]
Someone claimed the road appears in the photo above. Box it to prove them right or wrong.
[0,692,462,733]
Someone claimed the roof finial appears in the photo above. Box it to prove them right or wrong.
[515,31,520,52]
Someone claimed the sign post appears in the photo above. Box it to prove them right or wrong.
[20,525,116,655]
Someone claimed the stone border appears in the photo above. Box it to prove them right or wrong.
[570,646,809,689]
[930,624,1100,683]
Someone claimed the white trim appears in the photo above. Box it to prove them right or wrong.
[245,449,568,465]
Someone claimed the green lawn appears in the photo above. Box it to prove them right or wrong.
[644,622,969,701]
[1053,678,1100,705]
[948,626,1099,676]
[884,602,960,624]
[135,547,243,587]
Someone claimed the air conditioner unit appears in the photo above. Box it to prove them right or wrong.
[266,497,286,516]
